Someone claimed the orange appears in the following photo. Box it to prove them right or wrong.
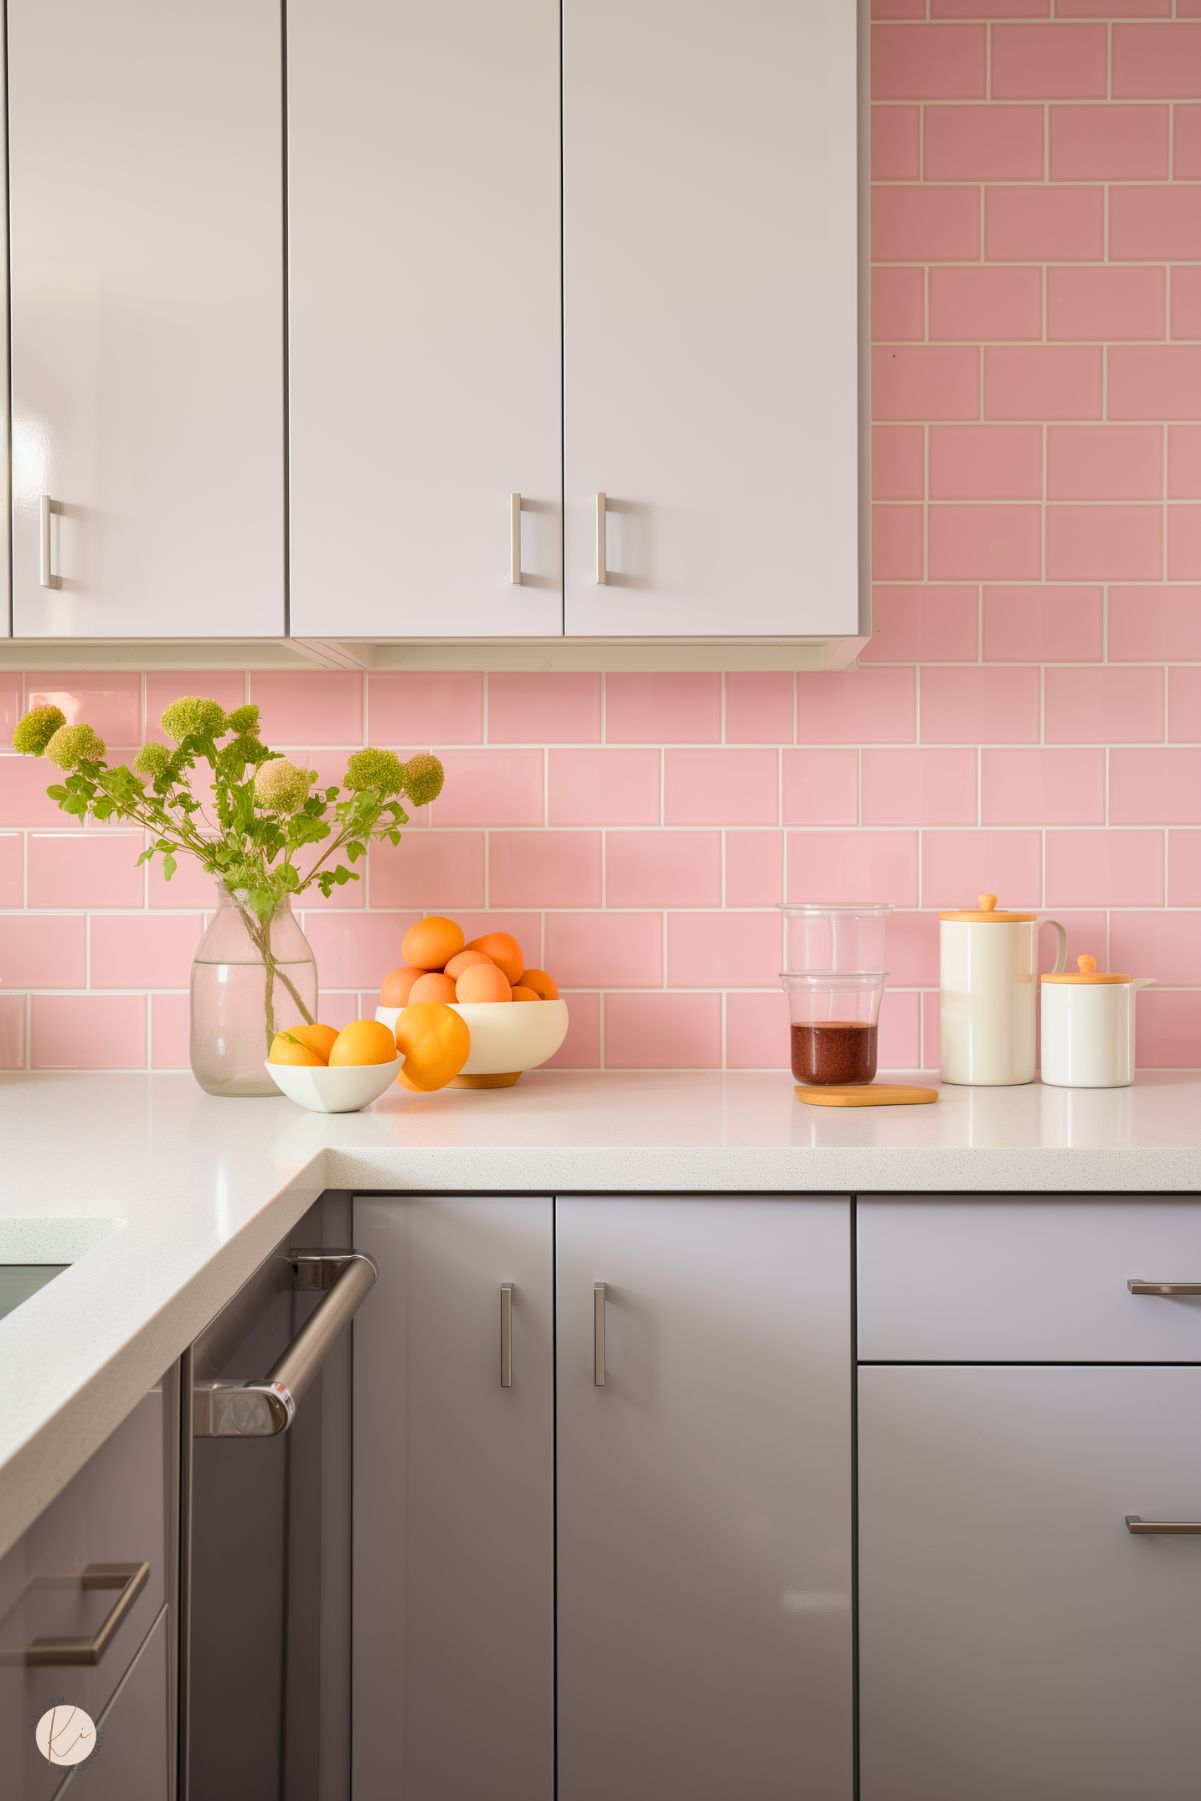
[328,1019,398,1067]
[465,931,524,985]
[455,962,512,1003]
[511,985,539,1002]
[444,948,492,980]
[519,968,560,1000]
[409,971,458,1004]
[285,1022,338,1062]
[268,1031,325,1067]
[394,1001,471,1091]
[402,916,465,971]
[380,965,423,1008]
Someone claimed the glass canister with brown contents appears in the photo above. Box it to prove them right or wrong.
[781,973,887,1085]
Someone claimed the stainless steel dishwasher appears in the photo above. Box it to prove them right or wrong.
[181,1196,375,1801]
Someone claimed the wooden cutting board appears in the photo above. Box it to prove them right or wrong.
[796,1083,939,1107]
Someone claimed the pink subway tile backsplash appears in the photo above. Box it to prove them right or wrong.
[1045,666,1165,742]
[1110,909,1201,984]
[667,912,781,989]
[984,347,1103,420]
[921,828,1042,907]
[1046,829,1165,905]
[928,504,1042,580]
[1108,347,1201,420]
[861,748,977,825]
[368,831,485,911]
[990,23,1108,98]
[928,266,1043,342]
[0,994,26,1070]
[1172,268,1201,339]
[604,992,722,1070]
[872,346,981,420]
[1110,749,1201,824]
[929,426,1042,501]
[665,749,778,826]
[606,831,722,908]
[980,748,1106,825]
[872,505,924,579]
[1169,832,1201,904]
[30,994,146,1070]
[872,427,925,502]
[981,587,1104,662]
[1169,667,1201,743]
[872,267,925,342]
[1168,427,1201,500]
[543,912,663,989]
[871,105,921,180]
[0,835,22,910]
[1169,507,1201,579]
[1046,505,1163,582]
[724,831,785,907]
[1108,587,1201,660]
[432,749,544,826]
[872,24,987,99]
[27,674,141,746]
[1047,267,1166,343]
[796,668,916,743]
[1049,103,1169,180]
[782,750,859,826]
[369,672,483,745]
[921,666,1041,743]
[985,187,1105,263]
[1136,989,1201,1068]
[549,748,660,827]
[0,915,86,989]
[725,673,794,744]
[1112,22,1201,96]
[487,673,600,745]
[725,991,788,1071]
[872,187,981,262]
[1109,187,1201,262]
[149,992,190,1071]
[27,833,144,910]
[787,830,920,906]
[924,105,1043,179]
[605,673,721,744]
[1176,104,1201,178]
[489,831,602,909]
[250,670,364,746]
[1047,426,1162,501]
[89,913,202,990]
[861,587,980,663]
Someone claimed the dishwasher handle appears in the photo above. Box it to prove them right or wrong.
[193,1250,377,1438]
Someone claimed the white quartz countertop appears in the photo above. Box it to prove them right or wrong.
[0,1067,1198,1558]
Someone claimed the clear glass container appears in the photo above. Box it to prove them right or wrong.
[778,903,892,975]
[190,885,318,1097]
[780,971,887,1086]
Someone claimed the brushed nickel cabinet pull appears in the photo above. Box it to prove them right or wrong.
[595,492,607,585]
[594,1282,607,1387]
[1126,1516,1201,1535]
[1127,1280,1201,1297]
[500,1283,513,1389]
[40,495,61,590]
[0,1562,150,1667]
[510,493,522,585]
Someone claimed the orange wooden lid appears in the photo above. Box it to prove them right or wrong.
[939,892,1037,923]
[1043,954,1132,985]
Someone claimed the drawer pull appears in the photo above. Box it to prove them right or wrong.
[510,493,522,585]
[594,1282,607,1387]
[595,492,607,586]
[39,495,62,590]
[0,1562,149,1667]
[1127,1280,1201,1297]
[1126,1516,1201,1536]
[500,1283,513,1389]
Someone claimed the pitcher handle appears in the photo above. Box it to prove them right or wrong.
[1042,918,1070,974]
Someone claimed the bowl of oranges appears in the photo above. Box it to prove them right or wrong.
[265,1018,401,1113]
[377,918,568,1088]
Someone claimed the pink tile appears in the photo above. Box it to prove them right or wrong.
[782,749,860,825]
[1110,186,1201,261]
[726,991,789,1071]
[981,747,1105,824]
[1177,105,1201,178]
[1173,267,1201,339]
[606,831,721,908]
[1111,749,1201,824]
[878,989,922,1071]
[487,673,600,744]
[1109,586,1201,660]
[367,831,485,910]
[431,749,543,826]
[489,831,601,908]
[27,832,144,908]
[1049,103,1169,178]
[871,24,987,98]
[1169,508,1201,580]
[149,992,189,1070]
[862,748,978,825]
[925,104,1044,178]
[89,912,200,989]
[1136,990,1201,1070]
[1047,267,1166,342]
[872,506,924,579]
[921,829,1043,907]
[921,666,1041,743]
[605,673,720,744]
[303,910,418,990]
[928,266,1043,342]
[1169,831,1201,902]
[604,993,722,1070]
[368,672,482,746]
[30,995,146,1070]
[795,669,916,743]
[1113,22,1201,96]
[667,912,782,988]
[928,502,1043,579]
[0,994,25,1070]
[1111,910,1201,984]
[872,268,925,342]
[872,187,981,262]
[885,909,942,985]
[872,347,981,421]
[144,672,245,737]
[0,834,21,908]
[991,23,1108,97]
[1169,427,1201,500]
[1169,667,1201,743]
[725,831,785,907]
[872,427,925,502]
[549,749,660,826]
[1046,666,1164,742]
[982,586,1104,662]
[922,989,942,1068]
[984,347,1102,420]
[147,853,218,909]
[985,187,1105,262]
[543,912,662,988]
[0,915,85,988]
[543,990,600,1070]
[929,426,1042,500]
[664,749,778,826]
[1058,0,1169,12]
[1110,348,1201,422]
[871,105,922,179]
[725,674,794,744]
[1046,506,1162,582]
[934,0,1048,13]
[0,674,21,744]
[873,0,925,16]
[26,673,141,746]
[1046,829,1164,904]
[786,830,919,906]
[860,587,980,663]
[249,671,364,746]
[1047,426,1162,501]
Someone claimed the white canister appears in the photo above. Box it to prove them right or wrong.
[940,893,1069,1087]
[1041,954,1155,1088]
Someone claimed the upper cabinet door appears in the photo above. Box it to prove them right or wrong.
[563,0,862,639]
[8,0,285,638]
[287,1,562,640]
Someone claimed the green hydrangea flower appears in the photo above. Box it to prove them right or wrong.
[401,753,445,808]
[133,743,171,780]
[44,723,107,771]
[160,696,226,742]
[254,757,312,813]
[227,733,268,763]
[12,705,67,756]
[344,748,406,796]
[225,703,260,735]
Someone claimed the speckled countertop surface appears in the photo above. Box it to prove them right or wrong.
[0,1067,1198,1557]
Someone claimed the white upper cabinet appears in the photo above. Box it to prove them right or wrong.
[287,0,563,640]
[562,0,862,640]
[7,0,285,639]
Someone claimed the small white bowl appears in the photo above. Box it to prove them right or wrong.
[376,998,569,1088]
[264,1056,401,1113]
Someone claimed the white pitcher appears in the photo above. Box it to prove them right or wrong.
[939,893,1069,1087]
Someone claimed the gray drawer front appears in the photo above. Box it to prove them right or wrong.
[59,1609,170,1800]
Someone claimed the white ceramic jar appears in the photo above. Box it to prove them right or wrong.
[1041,954,1154,1088]
[939,893,1069,1086]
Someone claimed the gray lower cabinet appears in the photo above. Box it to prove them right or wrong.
[859,1365,1201,1801]
[59,1609,170,1798]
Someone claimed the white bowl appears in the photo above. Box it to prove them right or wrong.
[376,998,569,1087]
[264,1056,401,1113]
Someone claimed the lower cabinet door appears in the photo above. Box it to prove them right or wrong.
[859,1366,1201,1801]
[557,1196,853,1801]
[352,1196,554,1801]
[58,1609,169,1799]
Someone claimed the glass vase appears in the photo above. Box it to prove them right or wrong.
[190,884,318,1097]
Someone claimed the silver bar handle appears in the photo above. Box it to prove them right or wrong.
[1126,1516,1201,1535]
[594,1282,607,1387]
[500,1283,513,1388]
[0,1562,150,1668]
[40,495,61,590]
[1128,1280,1201,1297]
[193,1250,377,1437]
[595,492,607,585]
[510,493,522,585]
